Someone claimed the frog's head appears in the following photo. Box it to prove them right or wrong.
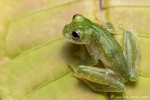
[62,14,93,44]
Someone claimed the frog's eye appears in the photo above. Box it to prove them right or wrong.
[72,14,84,21]
[72,30,81,40]
[72,14,79,19]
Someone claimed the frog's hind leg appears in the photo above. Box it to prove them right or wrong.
[123,31,141,81]
[75,65,126,92]
[84,79,125,92]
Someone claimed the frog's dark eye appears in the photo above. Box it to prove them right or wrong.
[72,14,79,19]
[72,30,81,40]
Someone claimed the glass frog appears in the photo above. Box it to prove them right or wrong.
[62,14,141,92]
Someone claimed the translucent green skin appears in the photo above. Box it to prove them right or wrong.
[62,14,140,92]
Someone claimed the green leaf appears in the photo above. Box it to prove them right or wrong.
[0,0,150,100]
[105,0,150,99]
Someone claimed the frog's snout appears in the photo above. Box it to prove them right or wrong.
[62,27,70,39]
[62,25,67,35]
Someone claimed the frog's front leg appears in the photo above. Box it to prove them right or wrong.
[70,65,126,92]
[105,21,115,33]
[80,44,99,66]
[81,56,98,66]
[95,12,115,33]
[75,45,89,60]
[75,45,98,66]
[123,31,141,81]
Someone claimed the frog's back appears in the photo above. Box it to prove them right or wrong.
[91,24,129,79]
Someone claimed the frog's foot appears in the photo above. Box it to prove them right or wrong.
[123,31,141,81]
[69,64,82,79]
[75,65,126,92]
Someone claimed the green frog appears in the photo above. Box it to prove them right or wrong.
[62,14,140,92]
